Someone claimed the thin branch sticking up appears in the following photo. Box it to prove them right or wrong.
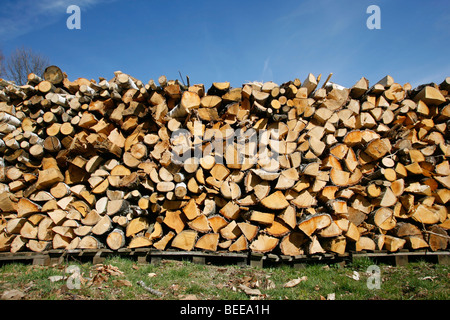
[321,73,333,89]
[178,71,186,87]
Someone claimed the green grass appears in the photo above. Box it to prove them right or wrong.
[0,256,449,300]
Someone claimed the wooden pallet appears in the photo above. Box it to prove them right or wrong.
[0,249,249,266]
[0,251,51,266]
[0,249,448,267]
[350,250,450,266]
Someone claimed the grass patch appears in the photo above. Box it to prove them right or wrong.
[0,256,449,300]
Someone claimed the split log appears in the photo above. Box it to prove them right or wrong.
[163,211,185,234]
[0,233,14,252]
[250,234,279,253]
[278,206,297,229]
[426,225,448,251]
[245,210,275,226]
[53,234,73,249]
[323,236,347,255]
[107,199,130,216]
[128,235,152,249]
[354,236,376,252]
[260,191,289,210]
[383,235,406,252]
[318,222,342,238]
[126,217,150,237]
[81,209,102,226]
[336,219,360,242]
[92,215,113,236]
[220,220,242,240]
[171,230,197,251]
[279,232,307,256]
[264,219,290,237]
[20,221,38,239]
[17,198,42,218]
[411,204,441,225]
[195,233,219,251]
[7,218,26,234]
[292,189,317,208]
[153,231,175,250]
[38,217,55,241]
[208,215,228,233]
[237,222,259,242]
[146,222,163,240]
[10,235,27,253]
[298,214,332,237]
[188,215,211,233]
[308,235,326,254]
[183,198,201,220]
[413,86,446,105]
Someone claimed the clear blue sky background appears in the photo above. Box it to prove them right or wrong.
[1,0,449,89]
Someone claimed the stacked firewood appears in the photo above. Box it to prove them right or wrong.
[0,66,449,256]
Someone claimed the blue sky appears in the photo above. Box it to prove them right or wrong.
[1,0,449,89]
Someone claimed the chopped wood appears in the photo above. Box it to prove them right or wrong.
[153,231,175,250]
[323,236,347,255]
[208,215,228,233]
[195,233,219,251]
[0,68,448,258]
[128,235,152,249]
[219,201,240,220]
[371,207,396,231]
[249,234,279,253]
[188,214,211,233]
[163,211,185,234]
[220,220,242,240]
[182,198,200,220]
[280,232,308,256]
[264,219,291,237]
[228,234,248,252]
[92,215,113,236]
[126,217,150,237]
[260,191,289,210]
[171,230,197,251]
[298,214,332,237]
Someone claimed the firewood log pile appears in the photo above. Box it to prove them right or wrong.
[0,66,449,256]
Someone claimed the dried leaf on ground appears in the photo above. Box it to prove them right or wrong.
[264,279,276,290]
[350,271,360,281]
[95,264,124,276]
[49,275,65,282]
[91,273,109,286]
[113,279,132,287]
[1,289,25,300]
[239,284,262,296]
[250,294,268,300]
[283,276,308,288]
[180,294,199,300]
[419,276,437,281]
